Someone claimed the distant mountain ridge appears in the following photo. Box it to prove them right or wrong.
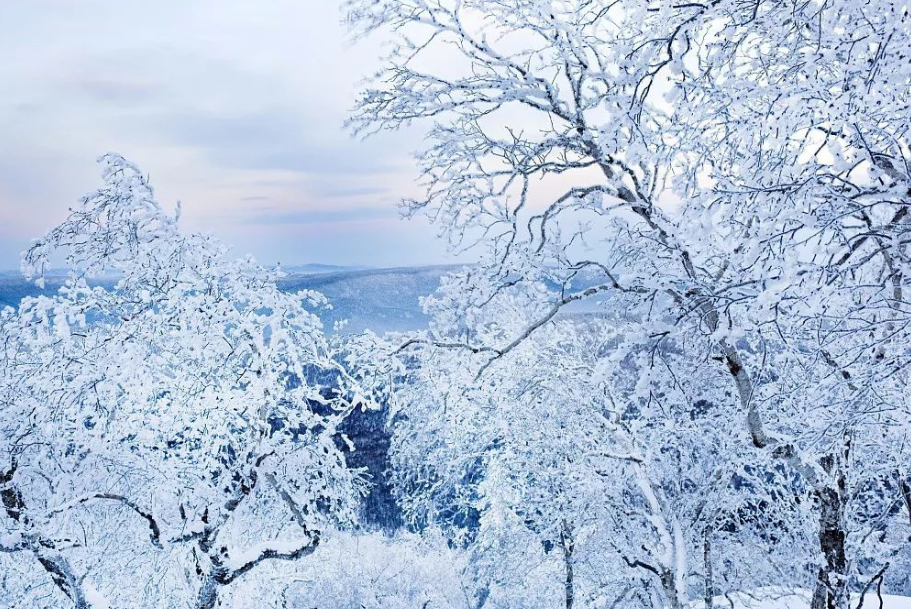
[279,264,465,334]
[0,263,614,332]
[279,263,373,275]
[0,264,461,333]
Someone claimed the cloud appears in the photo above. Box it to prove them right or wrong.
[0,0,454,269]
[315,185,390,199]
[75,78,161,105]
[240,206,399,226]
[150,108,403,177]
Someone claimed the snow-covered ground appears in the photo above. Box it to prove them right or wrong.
[691,589,911,609]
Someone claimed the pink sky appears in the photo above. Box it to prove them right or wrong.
[0,0,461,270]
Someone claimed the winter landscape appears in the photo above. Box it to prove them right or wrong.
[2,1,911,608]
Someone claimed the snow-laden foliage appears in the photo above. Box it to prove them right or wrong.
[0,155,367,609]
[4,1,911,607]
[279,530,473,609]
[348,1,911,608]
[365,275,817,609]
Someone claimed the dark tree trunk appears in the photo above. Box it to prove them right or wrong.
[660,569,684,609]
[898,472,911,531]
[560,522,575,609]
[3,460,88,609]
[196,573,221,609]
[703,527,714,609]
[473,584,490,609]
[811,455,848,609]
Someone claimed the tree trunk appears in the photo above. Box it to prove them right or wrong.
[473,584,490,609]
[703,527,714,609]
[660,569,684,609]
[897,472,911,531]
[560,523,575,609]
[811,455,848,609]
[196,573,221,609]
[3,460,89,609]
[36,552,90,609]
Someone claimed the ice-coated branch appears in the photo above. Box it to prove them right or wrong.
[44,493,162,549]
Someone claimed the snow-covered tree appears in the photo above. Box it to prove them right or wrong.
[372,271,817,609]
[0,154,367,609]
[347,1,911,607]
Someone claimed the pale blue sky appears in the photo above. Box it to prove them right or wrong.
[0,1,458,270]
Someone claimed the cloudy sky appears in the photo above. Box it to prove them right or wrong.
[0,1,457,270]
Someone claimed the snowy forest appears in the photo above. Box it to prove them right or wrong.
[2,1,911,608]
